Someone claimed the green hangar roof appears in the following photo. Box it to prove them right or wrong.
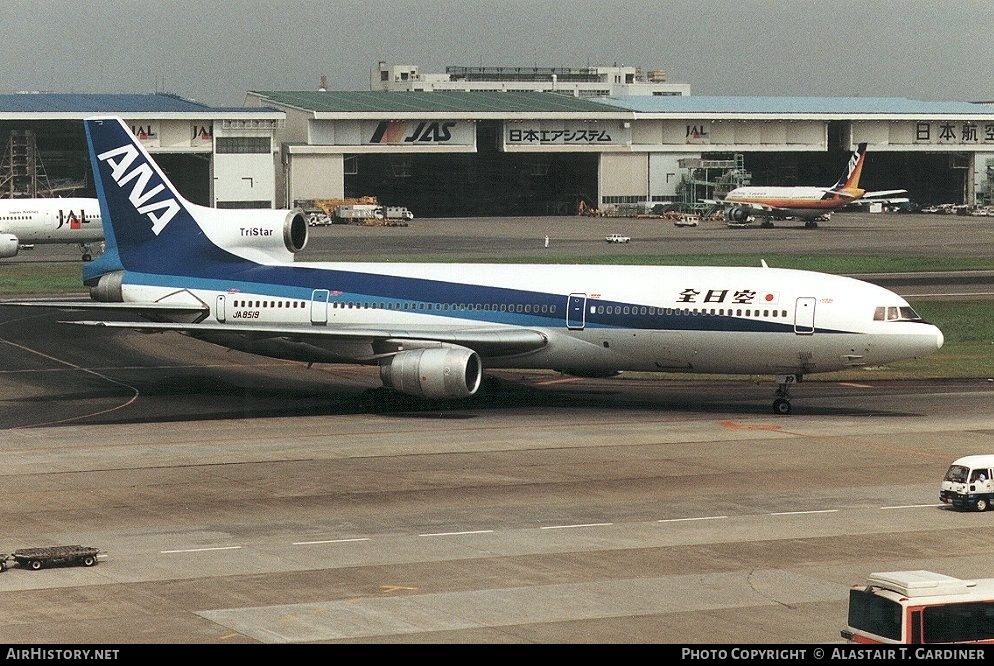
[0,92,282,119]
[0,92,216,113]
[594,96,994,116]
[249,90,623,114]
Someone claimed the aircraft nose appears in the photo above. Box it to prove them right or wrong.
[934,325,944,350]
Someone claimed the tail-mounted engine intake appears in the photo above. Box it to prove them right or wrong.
[380,346,483,399]
[90,270,124,302]
[196,207,309,262]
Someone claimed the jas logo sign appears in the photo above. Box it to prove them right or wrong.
[369,121,456,144]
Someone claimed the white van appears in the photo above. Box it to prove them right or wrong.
[940,454,994,511]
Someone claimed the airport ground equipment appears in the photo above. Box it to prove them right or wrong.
[0,545,100,571]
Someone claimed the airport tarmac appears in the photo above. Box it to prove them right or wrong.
[1,212,993,645]
[11,210,994,265]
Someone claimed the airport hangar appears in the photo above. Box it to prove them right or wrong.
[0,93,284,208]
[3,91,994,216]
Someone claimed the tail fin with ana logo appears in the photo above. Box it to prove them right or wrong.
[82,116,308,287]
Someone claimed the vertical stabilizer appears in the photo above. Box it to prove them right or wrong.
[831,143,867,191]
[82,116,232,282]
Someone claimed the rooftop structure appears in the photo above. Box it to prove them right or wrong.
[369,62,690,97]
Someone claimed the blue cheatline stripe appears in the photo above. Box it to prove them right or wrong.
[125,270,849,335]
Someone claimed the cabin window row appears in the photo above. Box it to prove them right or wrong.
[232,300,304,308]
[330,301,559,313]
[229,299,790,319]
[592,305,789,318]
[230,299,559,314]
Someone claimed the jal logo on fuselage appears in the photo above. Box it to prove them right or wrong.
[96,144,180,235]
[55,209,91,230]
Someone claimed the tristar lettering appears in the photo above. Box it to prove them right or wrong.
[240,227,273,236]
[96,144,180,235]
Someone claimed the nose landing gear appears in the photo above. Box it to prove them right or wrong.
[773,374,801,415]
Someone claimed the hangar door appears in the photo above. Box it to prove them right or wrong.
[346,151,598,216]
[600,153,648,207]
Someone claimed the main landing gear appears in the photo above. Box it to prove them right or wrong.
[79,242,99,262]
[772,374,801,415]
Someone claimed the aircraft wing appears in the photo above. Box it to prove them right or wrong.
[701,199,775,212]
[60,319,549,359]
[0,298,548,357]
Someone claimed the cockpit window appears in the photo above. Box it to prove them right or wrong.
[873,305,925,322]
[899,306,922,321]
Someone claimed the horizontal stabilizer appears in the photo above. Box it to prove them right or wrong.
[1,300,208,315]
[863,189,909,199]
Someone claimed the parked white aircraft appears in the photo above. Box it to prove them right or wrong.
[2,117,944,414]
[0,197,103,260]
[707,143,908,228]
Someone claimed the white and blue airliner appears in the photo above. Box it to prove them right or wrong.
[6,117,945,414]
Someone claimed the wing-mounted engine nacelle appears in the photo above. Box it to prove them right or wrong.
[380,346,483,399]
[89,270,124,302]
[0,234,19,258]
[196,207,309,262]
[725,206,750,222]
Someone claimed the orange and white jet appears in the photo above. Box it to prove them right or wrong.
[708,144,908,228]
[0,197,104,260]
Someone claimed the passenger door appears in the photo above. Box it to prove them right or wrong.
[794,297,816,335]
[566,293,586,330]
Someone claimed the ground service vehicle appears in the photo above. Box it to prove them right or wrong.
[841,570,994,644]
[383,206,414,221]
[605,233,630,243]
[1,545,100,571]
[940,454,994,511]
[333,204,381,223]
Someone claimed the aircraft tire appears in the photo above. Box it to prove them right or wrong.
[773,398,791,415]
